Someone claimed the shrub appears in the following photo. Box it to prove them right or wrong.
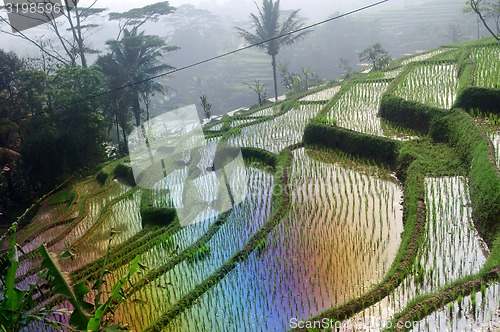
[303,120,400,167]
[140,206,177,228]
[379,94,444,133]
[431,110,500,245]
[96,171,109,186]
[114,163,136,186]
[241,147,277,168]
[454,87,500,114]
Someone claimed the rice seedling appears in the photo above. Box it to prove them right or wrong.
[60,191,143,273]
[111,166,275,330]
[343,176,488,327]
[47,180,131,253]
[383,68,403,79]
[165,148,404,331]
[207,123,223,131]
[410,283,500,331]
[228,105,322,153]
[475,117,500,169]
[230,118,260,128]
[299,86,341,102]
[470,46,500,89]
[400,49,448,66]
[326,82,390,137]
[394,64,459,109]
[246,106,277,117]
[488,132,499,169]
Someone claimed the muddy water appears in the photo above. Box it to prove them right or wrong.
[344,176,489,329]
[166,148,404,332]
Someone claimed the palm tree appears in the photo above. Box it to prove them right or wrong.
[235,0,310,101]
[104,29,178,127]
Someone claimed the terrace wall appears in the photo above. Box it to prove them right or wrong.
[454,45,500,113]
[430,110,500,245]
[303,120,400,166]
[380,92,500,246]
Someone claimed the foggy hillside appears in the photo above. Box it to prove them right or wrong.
[0,0,491,115]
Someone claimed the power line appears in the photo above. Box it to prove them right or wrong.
[11,0,390,122]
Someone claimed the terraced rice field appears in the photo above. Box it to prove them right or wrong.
[394,63,458,109]
[166,148,403,331]
[299,86,341,102]
[411,283,500,331]
[10,41,500,332]
[345,177,488,327]
[228,104,323,153]
[477,120,500,169]
[326,82,389,136]
[383,68,403,79]
[401,49,447,66]
[470,46,500,89]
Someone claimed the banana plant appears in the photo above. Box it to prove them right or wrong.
[0,223,71,331]
[40,244,140,331]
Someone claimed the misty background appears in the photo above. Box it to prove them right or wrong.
[0,0,487,116]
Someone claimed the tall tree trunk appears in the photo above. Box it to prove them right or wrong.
[73,3,88,67]
[132,91,141,127]
[272,54,278,102]
[64,0,87,67]
[121,126,128,149]
[115,113,120,148]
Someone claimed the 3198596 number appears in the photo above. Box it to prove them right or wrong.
[4,2,63,15]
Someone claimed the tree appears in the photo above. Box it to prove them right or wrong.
[104,28,178,128]
[465,0,500,41]
[445,23,464,43]
[235,0,310,101]
[339,58,352,79]
[0,50,27,207]
[243,80,268,106]
[21,66,107,184]
[95,54,133,151]
[278,62,321,95]
[359,43,391,70]
[109,1,175,40]
[485,0,500,35]
[0,0,107,67]
[200,95,212,121]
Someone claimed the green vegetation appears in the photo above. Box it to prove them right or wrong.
[3,35,500,332]
[304,120,400,166]
[235,0,310,100]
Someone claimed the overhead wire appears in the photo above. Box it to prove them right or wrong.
[9,0,390,122]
